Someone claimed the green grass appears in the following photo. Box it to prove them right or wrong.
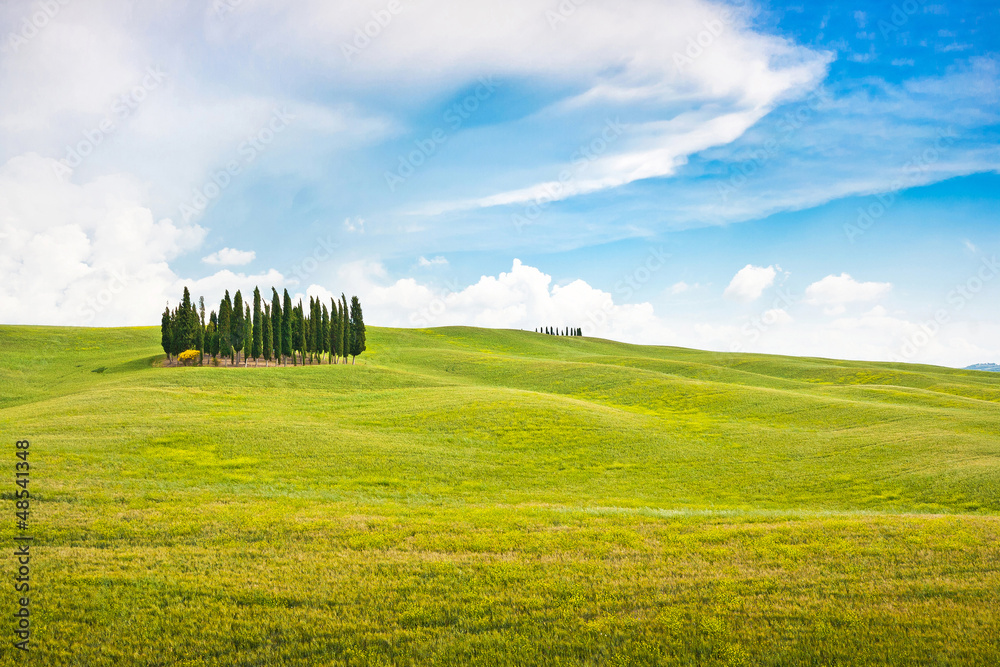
[1,324,998,665]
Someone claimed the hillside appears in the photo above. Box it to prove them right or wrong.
[1,325,998,665]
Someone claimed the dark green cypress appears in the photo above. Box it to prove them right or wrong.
[160,304,172,361]
[243,305,252,367]
[349,296,366,364]
[232,290,244,363]
[330,298,340,364]
[282,289,293,366]
[340,294,349,363]
[252,287,263,365]
[262,304,273,366]
[321,303,330,363]
[271,289,282,362]
[219,295,232,363]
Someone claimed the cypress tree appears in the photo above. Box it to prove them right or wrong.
[161,304,172,361]
[330,298,340,364]
[208,310,219,361]
[198,296,206,364]
[295,302,306,365]
[243,305,252,367]
[349,295,366,364]
[219,295,232,364]
[170,307,183,357]
[271,289,282,363]
[282,290,293,366]
[321,303,330,363]
[178,287,195,351]
[341,294,349,363]
[232,290,244,364]
[262,304,273,367]
[252,287,263,366]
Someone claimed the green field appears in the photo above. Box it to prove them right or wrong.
[1,324,998,665]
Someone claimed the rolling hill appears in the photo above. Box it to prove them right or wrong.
[0,325,998,665]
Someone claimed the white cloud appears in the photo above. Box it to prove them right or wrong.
[202,248,256,266]
[670,281,691,294]
[344,217,365,233]
[723,264,778,302]
[418,255,448,267]
[0,152,295,325]
[236,0,829,212]
[334,258,675,344]
[805,274,892,315]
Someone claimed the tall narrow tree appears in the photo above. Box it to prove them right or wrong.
[252,287,263,366]
[321,303,330,364]
[262,304,273,367]
[282,289,293,366]
[271,289,282,363]
[243,305,252,368]
[160,304,173,362]
[341,293,349,363]
[219,294,232,364]
[349,296,366,364]
[198,296,206,364]
[232,290,244,364]
[330,298,341,364]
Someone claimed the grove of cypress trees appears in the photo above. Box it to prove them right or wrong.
[252,287,263,366]
[349,295,366,364]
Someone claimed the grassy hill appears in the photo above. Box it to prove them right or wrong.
[1,325,998,665]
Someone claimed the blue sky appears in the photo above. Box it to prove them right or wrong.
[1,0,997,366]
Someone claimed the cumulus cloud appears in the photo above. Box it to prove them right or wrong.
[333,258,675,344]
[0,153,293,326]
[202,248,256,266]
[418,256,448,267]
[723,264,778,302]
[806,273,892,315]
[0,153,206,325]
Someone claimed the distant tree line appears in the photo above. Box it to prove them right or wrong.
[536,327,582,336]
[161,286,366,367]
